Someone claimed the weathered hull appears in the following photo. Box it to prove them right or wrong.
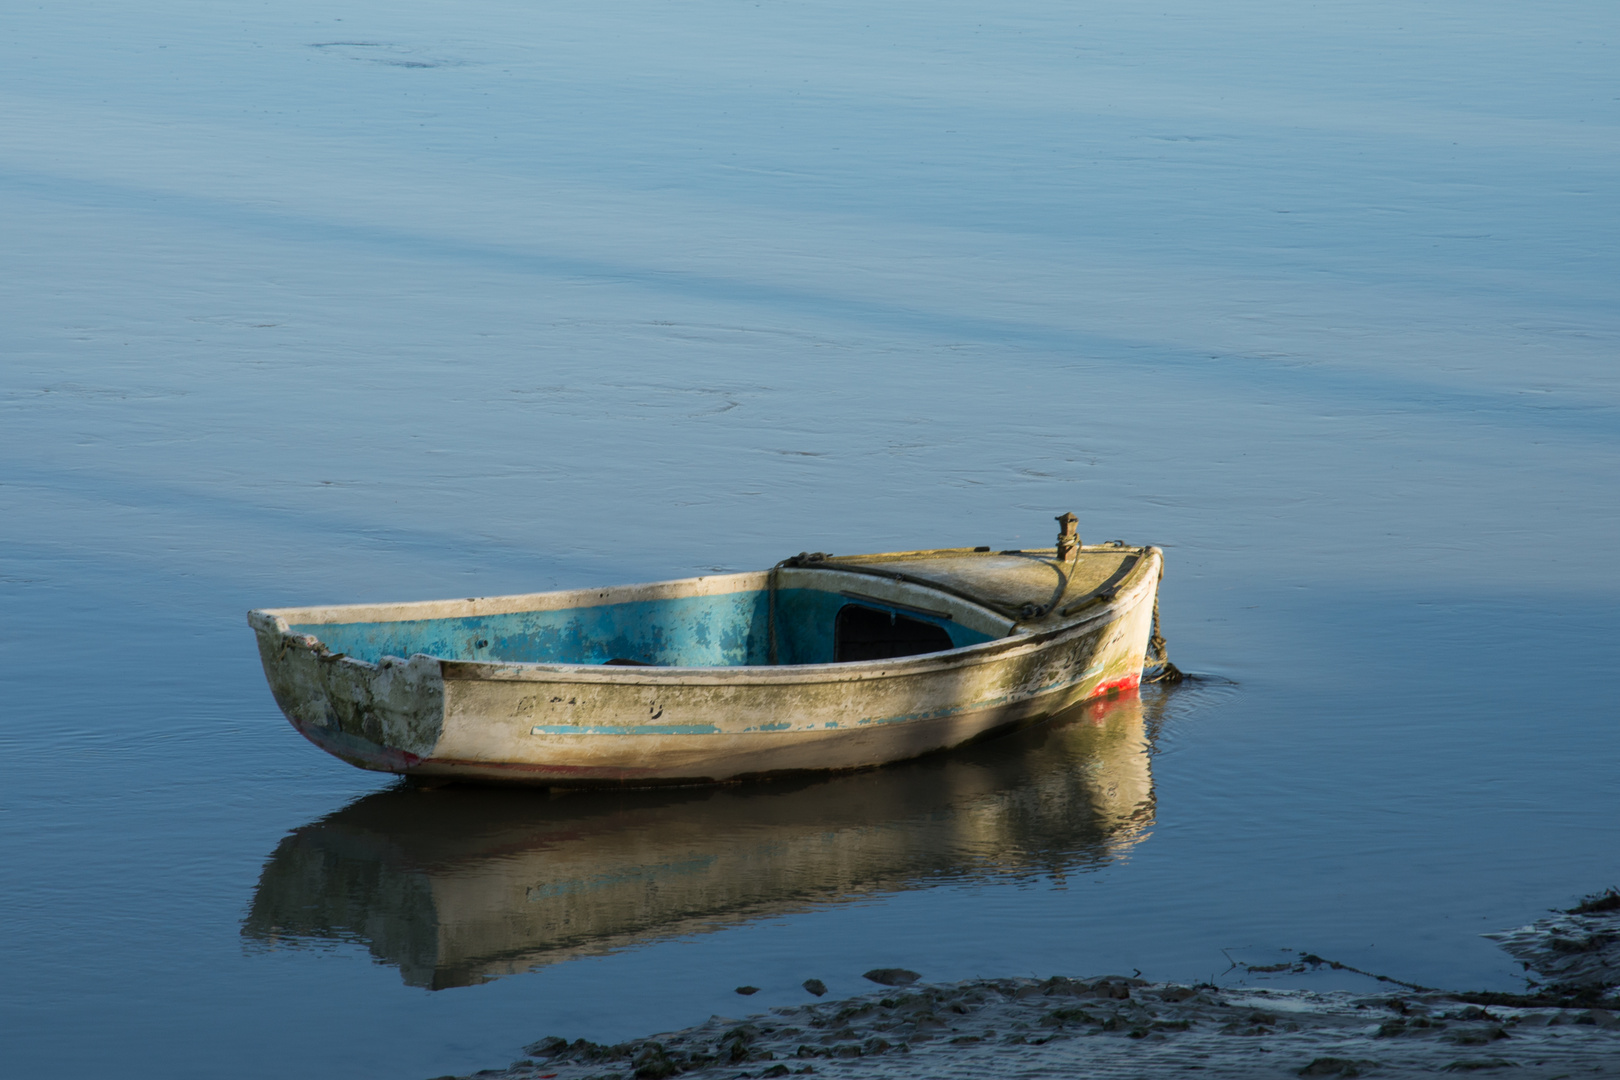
[249,548,1161,786]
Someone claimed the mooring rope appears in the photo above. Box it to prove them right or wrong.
[1144,587,1186,684]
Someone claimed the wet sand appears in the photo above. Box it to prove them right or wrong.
[438,905,1620,1080]
[441,978,1620,1080]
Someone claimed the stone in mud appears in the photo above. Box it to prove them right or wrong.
[566,1037,623,1063]
[863,968,919,986]
[1039,1007,1096,1027]
[632,1042,678,1079]
[736,985,760,995]
[802,979,827,997]
[524,1036,570,1057]
[1570,889,1620,915]
[1039,974,1139,999]
[831,1002,875,1024]
[1085,977,1143,999]
[1484,904,1620,991]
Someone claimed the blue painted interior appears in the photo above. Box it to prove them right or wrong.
[291,591,773,667]
[290,587,998,667]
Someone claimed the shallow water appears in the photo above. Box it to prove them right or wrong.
[2,2,1617,1077]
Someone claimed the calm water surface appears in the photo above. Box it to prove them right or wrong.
[2,2,1618,1077]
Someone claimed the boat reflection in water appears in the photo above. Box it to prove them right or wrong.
[243,691,1160,989]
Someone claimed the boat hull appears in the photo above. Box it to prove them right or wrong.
[250,549,1160,786]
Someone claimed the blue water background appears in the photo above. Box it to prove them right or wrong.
[2,2,1617,1077]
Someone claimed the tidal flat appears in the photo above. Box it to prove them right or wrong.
[2,2,1617,1078]
[437,897,1620,1080]
[444,977,1620,1080]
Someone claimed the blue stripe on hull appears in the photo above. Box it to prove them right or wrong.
[530,723,723,736]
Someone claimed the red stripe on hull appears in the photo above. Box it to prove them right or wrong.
[1087,673,1141,699]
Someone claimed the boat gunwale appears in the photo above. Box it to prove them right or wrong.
[250,568,778,627]
[248,545,1151,627]
[250,548,1161,687]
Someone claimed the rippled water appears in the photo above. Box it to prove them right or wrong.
[3,2,1618,1077]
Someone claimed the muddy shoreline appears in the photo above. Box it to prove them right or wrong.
[434,900,1620,1080]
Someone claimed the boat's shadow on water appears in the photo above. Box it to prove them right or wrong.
[243,690,1175,990]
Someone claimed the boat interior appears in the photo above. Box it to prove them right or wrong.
[266,547,1147,670]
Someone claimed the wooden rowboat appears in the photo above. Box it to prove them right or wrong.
[247,514,1163,786]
